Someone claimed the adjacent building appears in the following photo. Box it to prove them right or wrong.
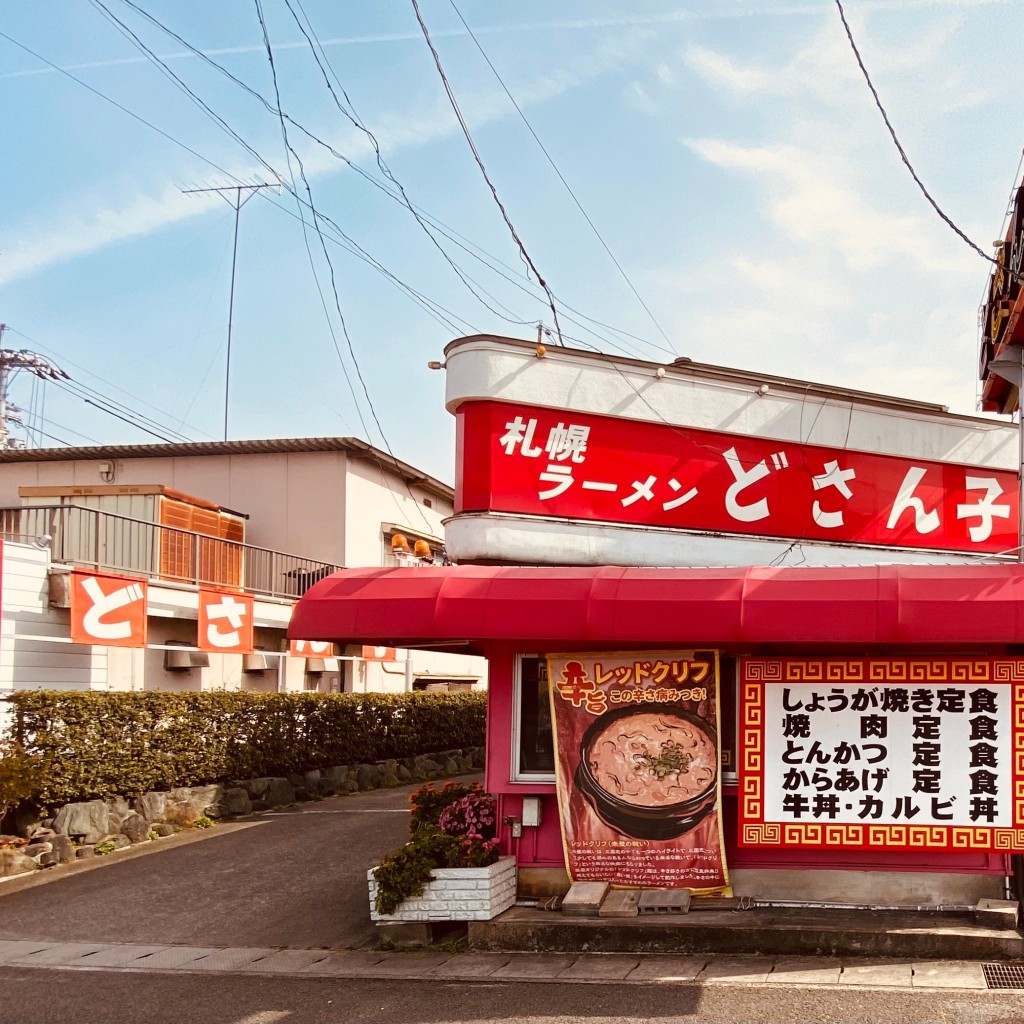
[0,437,486,701]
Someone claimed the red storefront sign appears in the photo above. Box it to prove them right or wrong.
[456,400,1018,554]
[70,569,148,648]
[739,657,1024,852]
[289,639,336,658]
[197,589,254,654]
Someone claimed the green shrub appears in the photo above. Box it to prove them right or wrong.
[5,690,486,807]
[0,742,44,823]
[372,829,499,915]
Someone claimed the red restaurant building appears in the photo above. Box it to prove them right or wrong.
[291,335,1024,909]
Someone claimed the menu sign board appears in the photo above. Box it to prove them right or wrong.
[740,657,1024,851]
[548,650,729,893]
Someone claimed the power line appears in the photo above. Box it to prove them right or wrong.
[410,0,565,344]
[833,0,1018,282]
[6,327,212,440]
[278,0,533,330]
[253,0,435,535]
[447,0,675,356]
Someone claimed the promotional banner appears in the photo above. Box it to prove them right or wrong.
[70,570,148,648]
[197,589,254,654]
[740,657,1024,851]
[548,650,729,893]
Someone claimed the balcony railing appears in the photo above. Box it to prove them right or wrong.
[0,505,342,600]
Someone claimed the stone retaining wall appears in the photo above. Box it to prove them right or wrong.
[0,746,484,878]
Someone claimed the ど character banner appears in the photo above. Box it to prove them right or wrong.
[547,650,730,894]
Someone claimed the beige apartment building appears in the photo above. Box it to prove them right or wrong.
[0,437,486,699]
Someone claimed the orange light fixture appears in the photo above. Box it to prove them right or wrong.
[413,539,432,559]
[391,533,411,554]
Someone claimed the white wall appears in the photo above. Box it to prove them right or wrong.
[0,542,105,697]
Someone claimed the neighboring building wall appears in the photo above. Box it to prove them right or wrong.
[0,542,105,696]
[343,457,450,567]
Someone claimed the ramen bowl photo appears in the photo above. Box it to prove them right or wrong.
[575,704,719,841]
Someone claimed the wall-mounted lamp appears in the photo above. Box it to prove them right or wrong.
[756,384,770,396]
[427,360,446,370]
[655,367,666,380]
[242,652,270,672]
[98,460,115,483]
[535,344,547,359]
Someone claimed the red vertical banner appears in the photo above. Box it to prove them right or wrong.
[289,640,336,658]
[70,570,148,647]
[548,650,730,894]
[197,589,254,653]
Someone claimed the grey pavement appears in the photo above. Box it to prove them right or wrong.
[0,776,1021,1017]
[0,936,1003,990]
[0,780,423,949]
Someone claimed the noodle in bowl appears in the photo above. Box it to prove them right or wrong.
[575,704,718,840]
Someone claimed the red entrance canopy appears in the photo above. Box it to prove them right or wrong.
[288,563,1024,652]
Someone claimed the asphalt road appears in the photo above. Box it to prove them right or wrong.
[2,969,1023,1024]
[0,781,431,949]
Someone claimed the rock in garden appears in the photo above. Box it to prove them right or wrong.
[356,764,382,790]
[119,813,151,844]
[262,778,295,807]
[241,777,271,799]
[50,835,74,863]
[53,801,111,844]
[37,852,59,868]
[396,765,412,782]
[105,797,131,828]
[75,845,96,859]
[218,787,252,817]
[134,792,166,822]
[27,825,55,841]
[442,758,460,775]
[151,823,176,837]
[164,785,223,825]
[321,766,348,785]
[287,774,306,790]
[97,834,131,851]
[303,770,321,790]
[24,842,53,859]
[0,849,37,876]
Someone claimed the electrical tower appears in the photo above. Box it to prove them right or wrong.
[0,324,69,449]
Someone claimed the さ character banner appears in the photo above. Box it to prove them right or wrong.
[547,650,730,894]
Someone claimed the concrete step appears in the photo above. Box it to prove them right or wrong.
[469,906,1024,961]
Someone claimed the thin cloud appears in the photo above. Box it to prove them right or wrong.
[1,0,1007,80]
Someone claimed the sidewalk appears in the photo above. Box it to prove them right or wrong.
[0,938,1008,991]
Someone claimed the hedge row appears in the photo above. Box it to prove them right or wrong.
[4,690,487,807]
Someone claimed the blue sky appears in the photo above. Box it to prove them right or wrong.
[1,0,1021,483]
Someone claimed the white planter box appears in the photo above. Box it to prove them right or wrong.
[368,855,517,922]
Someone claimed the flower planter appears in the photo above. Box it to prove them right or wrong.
[368,855,517,922]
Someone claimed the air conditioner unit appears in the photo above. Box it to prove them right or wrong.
[164,648,193,671]
[164,647,210,671]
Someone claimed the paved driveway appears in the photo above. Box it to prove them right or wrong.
[0,780,442,949]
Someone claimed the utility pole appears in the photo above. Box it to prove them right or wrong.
[181,182,277,441]
[0,325,69,450]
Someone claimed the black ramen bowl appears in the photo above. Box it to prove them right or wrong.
[574,703,718,841]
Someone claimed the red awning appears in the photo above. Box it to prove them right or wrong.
[288,563,1024,652]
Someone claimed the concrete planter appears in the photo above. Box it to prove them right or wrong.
[368,855,516,923]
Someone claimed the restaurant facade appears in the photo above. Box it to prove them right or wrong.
[291,334,1024,909]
